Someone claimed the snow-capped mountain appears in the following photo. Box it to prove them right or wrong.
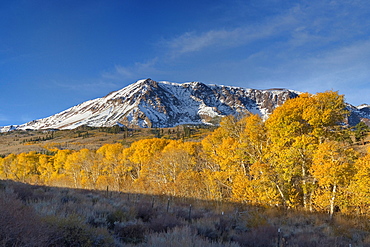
[346,103,370,126]
[1,78,368,131]
[0,79,301,131]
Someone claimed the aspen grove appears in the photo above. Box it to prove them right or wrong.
[1,91,369,217]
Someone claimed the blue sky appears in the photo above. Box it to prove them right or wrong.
[1,0,370,126]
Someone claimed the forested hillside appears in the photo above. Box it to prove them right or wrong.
[1,90,370,218]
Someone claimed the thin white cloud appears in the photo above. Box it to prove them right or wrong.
[164,0,370,59]
[102,58,161,81]
[165,14,296,57]
[112,66,135,79]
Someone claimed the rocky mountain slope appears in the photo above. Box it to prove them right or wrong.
[0,78,369,131]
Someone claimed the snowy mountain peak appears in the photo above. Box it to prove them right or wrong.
[1,79,368,132]
[357,104,370,109]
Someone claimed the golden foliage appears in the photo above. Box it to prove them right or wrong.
[1,91,370,216]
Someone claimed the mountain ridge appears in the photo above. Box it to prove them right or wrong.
[1,79,368,132]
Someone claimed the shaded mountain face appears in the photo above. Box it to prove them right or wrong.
[0,79,368,131]
[346,104,370,126]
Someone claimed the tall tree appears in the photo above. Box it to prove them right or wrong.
[0,154,17,180]
[123,138,170,191]
[14,152,40,183]
[347,147,370,216]
[97,143,125,191]
[311,141,358,218]
[37,154,54,185]
[265,91,348,210]
[201,116,249,200]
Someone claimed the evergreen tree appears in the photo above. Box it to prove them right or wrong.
[354,121,369,145]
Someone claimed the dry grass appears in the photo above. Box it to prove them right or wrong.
[1,179,370,246]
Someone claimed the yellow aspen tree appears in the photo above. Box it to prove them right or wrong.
[64,151,82,188]
[127,138,170,166]
[266,93,314,145]
[97,143,125,190]
[302,91,348,143]
[311,141,358,218]
[201,127,226,172]
[74,148,102,189]
[197,125,226,201]
[239,114,269,166]
[162,140,202,169]
[145,140,203,196]
[151,142,194,195]
[114,157,135,191]
[262,98,310,208]
[200,169,225,201]
[266,94,314,167]
[266,91,348,210]
[121,147,138,181]
[52,149,73,185]
[202,114,272,201]
[63,148,101,189]
[14,152,40,183]
[124,138,170,191]
[37,154,54,185]
[347,148,370,216]
[0,154,17,179]
[202,136,237,200]
[87,151,105,190]
[227,114,278,205]
[174,170,206,199]
[201,116,250,200]
[232,162,280,206]
[0,157,4,179]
